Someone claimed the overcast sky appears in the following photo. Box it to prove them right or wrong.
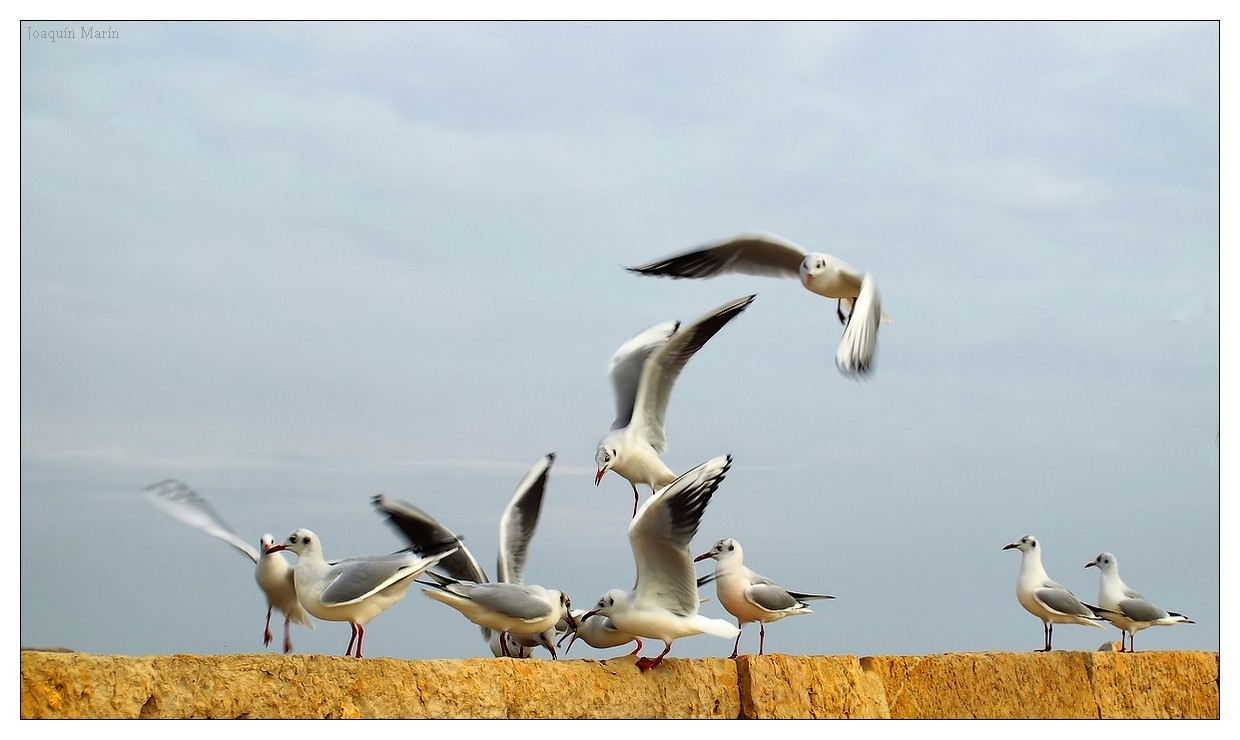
[19,20,1222,665]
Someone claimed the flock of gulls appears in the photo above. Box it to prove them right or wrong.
[144,232,1193,668]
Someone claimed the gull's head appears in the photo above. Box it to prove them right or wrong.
[555,591,578,631]
[1002,534,1038,554]
[594,444,617,486]
[1085,552,1117,572]
[799,253,827,285]
[583,588,628,620]
[694,537,742,564]
[269,528,319,557]
[260,533,278,555]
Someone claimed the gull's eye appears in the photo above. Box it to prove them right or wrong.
[288,534,296,543]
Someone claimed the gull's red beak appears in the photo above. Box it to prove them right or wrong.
[594,469,605,486]
[693,551,713,563]
[267,544,289,553]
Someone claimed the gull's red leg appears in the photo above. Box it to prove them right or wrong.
[345,624,358,656]
[637,641,673,672]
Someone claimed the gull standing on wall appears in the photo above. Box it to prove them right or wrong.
[1085,552,1194,652]
[694,537,834,657]
[268,528,456,658]
[1003,535,1107,651]
[626,232,891,376]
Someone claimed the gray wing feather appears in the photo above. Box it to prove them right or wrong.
[496,453,554,585]
[785,589,835,601]
[627,233,806,280]
[746,583,802,612]
[1117,597,1171,622]
[459,583,556,621]
[607,321,678,431]
[631,295,755,453]
[371,494,488,584]
[144,480,259,563]
[1035,586,1095,618]
[320,552,447,606]
[630,455,731,615]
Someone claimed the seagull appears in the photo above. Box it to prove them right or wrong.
[694,537,834,658]
[583,454,740,672]
[626,232,892,376]
[267,528,456,658]
[558,608,644,656]
[420,571,576,648]
[144,479,314,653]
[1085,552,1194,652]
[596,294,755,517]
[374,453,565,657]
[1002,535,1107,651]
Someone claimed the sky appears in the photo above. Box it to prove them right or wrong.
[19,19,1224,668]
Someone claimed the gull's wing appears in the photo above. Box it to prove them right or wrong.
[630,295,755,453]
[321,549,455,607]
[627,232,806,280]
[144,479,258,563]
[607,320,679,431]
[453,582,558,622]
[496,453,554,585]
[371,494,488,584]
[629,454,732,616]
[745,582,802,612]
[1116,597,1171,623]
[786,588,835,601]
[836,273,882,377]
[1034,585,1098,620]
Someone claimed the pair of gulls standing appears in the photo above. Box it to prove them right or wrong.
[145,479,457,658]
[145,232,880,664]
[1003,535,1194,652]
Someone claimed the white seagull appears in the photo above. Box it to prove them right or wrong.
[268,528,456,658]
[694,537,834,657]
[145,479,314,653]
[420,572,576,648]
[373,453,566,658]
[583,454,739,672]
[627,232,892,376]
[596,294,755,517]
[1085,552,1194,652]
[1003,535,1107,651]
[558,608,644,656]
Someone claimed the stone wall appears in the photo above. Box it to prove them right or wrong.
[20,650,1219,719]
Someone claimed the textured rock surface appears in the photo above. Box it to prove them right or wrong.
[20,652,738,719]
[20,650,1218,719]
